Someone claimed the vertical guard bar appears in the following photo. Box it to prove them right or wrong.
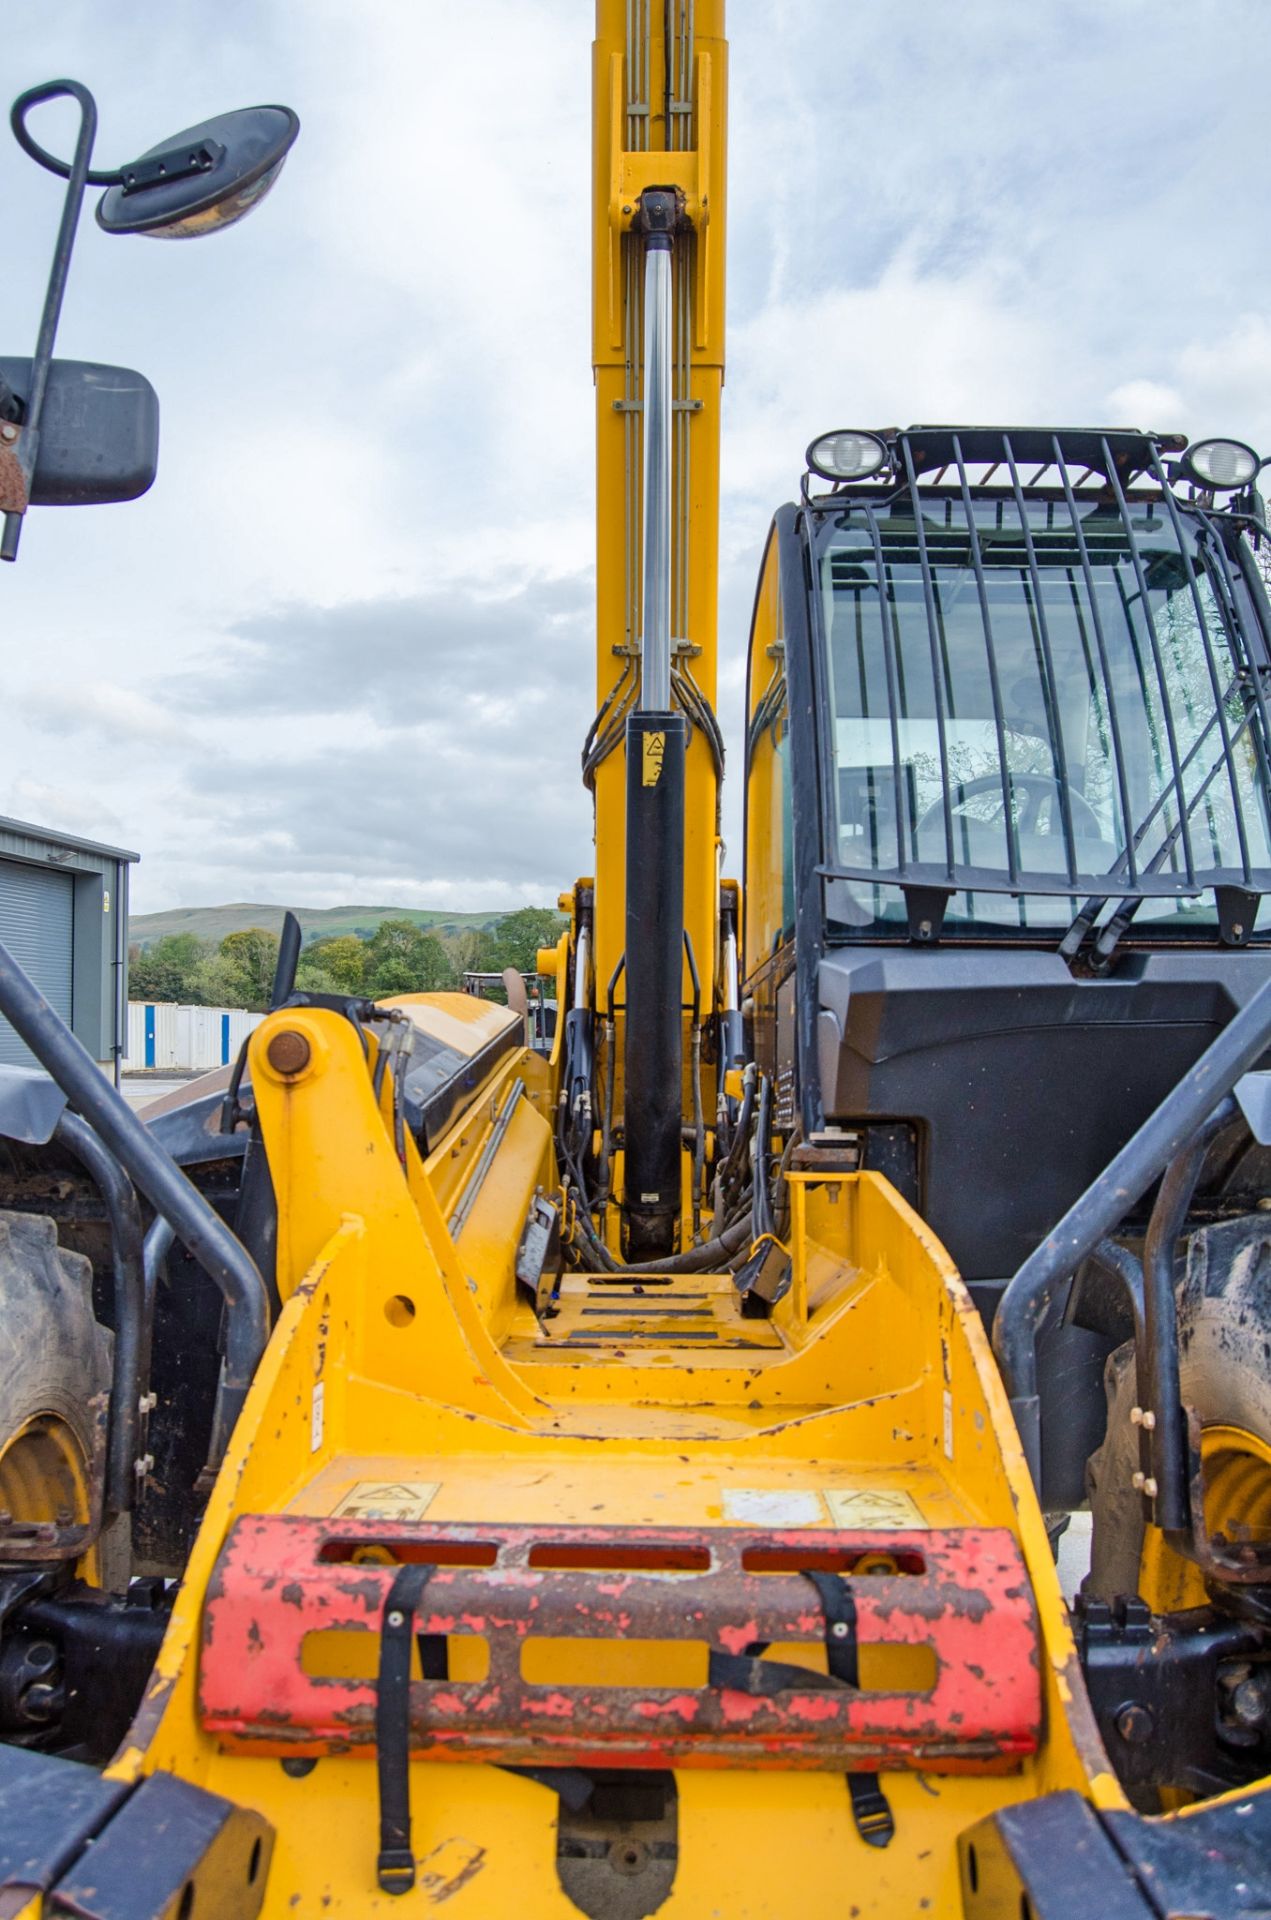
[1002,435,1078,882]
[1148,449,1252,878]
[1197,520,1271,829]
[860,503,909,870]
[951,434,1020,883]
[1053,437,1138,883]
[899,439,957,878]
[1101,436,1197,883]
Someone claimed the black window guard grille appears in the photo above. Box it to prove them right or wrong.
[810,427,1271,927]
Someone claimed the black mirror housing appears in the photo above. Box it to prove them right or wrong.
[0,356,158,505]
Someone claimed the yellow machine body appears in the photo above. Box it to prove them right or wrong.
[107,1005,1119,1915]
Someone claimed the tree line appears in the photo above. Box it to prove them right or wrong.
[128,908,565,1013]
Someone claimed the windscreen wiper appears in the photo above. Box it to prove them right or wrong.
[1059,672,1258,968]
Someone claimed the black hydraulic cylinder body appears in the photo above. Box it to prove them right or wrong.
[623,709,687,1260]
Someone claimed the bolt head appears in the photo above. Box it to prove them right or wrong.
[0,424,16,442]
[1231,1678,1266,1728]
[267,1028,312,1076]
[1115,1702,1154,1745]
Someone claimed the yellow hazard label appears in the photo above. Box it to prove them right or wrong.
[824,1488,927,1529]
[642,730,665,787]
[331,1480,439,1522]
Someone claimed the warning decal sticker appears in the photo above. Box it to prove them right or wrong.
[331,1480,439,1522]
[824,1488,927,1530]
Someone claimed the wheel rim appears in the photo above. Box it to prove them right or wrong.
[0,1414,92,1529]
[1139,1423,1271,1614]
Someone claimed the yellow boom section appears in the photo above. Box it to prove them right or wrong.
[590,0,727,1024]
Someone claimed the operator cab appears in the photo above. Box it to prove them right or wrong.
[742,424,1271,1490]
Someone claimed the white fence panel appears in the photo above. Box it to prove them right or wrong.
[124,1003,263,1072]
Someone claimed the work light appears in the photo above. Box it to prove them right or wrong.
[806,429,889,483]
[1181,438,1260,491]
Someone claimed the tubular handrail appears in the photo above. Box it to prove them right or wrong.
[993,975,1271,1488]
[52,1111,147,1516]
[0,937,269,1462]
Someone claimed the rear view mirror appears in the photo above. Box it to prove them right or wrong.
[2,78,296,558]
[0,357,158,505]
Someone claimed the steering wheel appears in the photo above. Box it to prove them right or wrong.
[916,772,1103,841]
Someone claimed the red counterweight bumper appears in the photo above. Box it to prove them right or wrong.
[199,1518,1041,1773]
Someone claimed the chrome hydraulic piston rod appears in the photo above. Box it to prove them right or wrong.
[623,188,686,1261]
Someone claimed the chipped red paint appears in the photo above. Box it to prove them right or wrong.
[199,1517,1040,1773]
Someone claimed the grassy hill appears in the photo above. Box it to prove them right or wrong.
[130,903,523,949]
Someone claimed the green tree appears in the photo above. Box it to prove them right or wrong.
[364,919,454,997]
[450,927,499,979]
[129,933,209,1003]
[489,907,566,976]
[193,928,280,1011]
[301,935,367,994]
[292,961,340,995]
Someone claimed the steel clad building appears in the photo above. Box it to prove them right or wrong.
[0,815,138,1076]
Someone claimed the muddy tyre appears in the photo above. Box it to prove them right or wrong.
[1086,1214,1271,1601]
[0,1210,112,1537]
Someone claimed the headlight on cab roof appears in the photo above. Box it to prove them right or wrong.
[806,429,889,483]
[1181,437,1260,490]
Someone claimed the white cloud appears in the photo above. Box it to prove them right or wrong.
[3,1,1271,912]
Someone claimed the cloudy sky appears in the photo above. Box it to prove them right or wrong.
[2,1,1268,914]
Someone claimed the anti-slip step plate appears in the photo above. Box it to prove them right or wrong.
[200,1518,1040,1773]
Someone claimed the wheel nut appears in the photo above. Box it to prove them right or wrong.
[267,1029,311,1077]
[1115,1703,1154,1745]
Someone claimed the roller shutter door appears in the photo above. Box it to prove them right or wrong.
[0,861,73,1067]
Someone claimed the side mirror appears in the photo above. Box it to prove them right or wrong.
[0,357,158,505]
[2,81,297,558]
[96,105,298,241]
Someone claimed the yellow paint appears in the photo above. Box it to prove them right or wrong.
[742,523,789,972]
[1140,1422,1271,1613]
[589,0,727,1178]
[94,1002,1143,1914]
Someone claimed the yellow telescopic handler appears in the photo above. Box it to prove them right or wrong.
[1,7,1271,1916]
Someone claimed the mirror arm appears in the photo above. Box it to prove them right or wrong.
[3,81,114,562]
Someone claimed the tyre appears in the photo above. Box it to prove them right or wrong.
[1086,1214,1271,1610]
[0,1210,112,1553]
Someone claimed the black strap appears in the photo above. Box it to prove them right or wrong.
[804,1571,895,1850]
[707,1648,842,1695]
[847,1771,895,1849]
[376,1563,433,1896]
[803,1570,861,1685]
